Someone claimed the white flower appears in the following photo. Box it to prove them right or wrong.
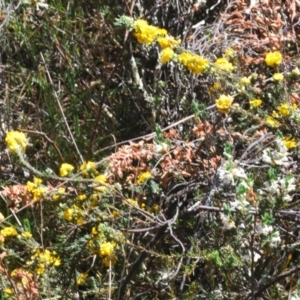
[232,166,247,179]
[279,177,296,193]
[154,143,169,155]
[262,139,290,166]
[36,2,49,10]
[282,194,293,202]
[257,224,273,236]
[270,231,281,248]
[218,162,247,186]
[264,180,280,196]
[242,251,261,263]
[218,168,234,185]
[220,213,235,230]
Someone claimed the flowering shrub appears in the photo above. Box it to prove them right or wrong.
[2,1,300,299]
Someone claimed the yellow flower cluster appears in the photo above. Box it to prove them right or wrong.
[27,177,47,201]
[5,131,28,153]
[277,103,294,117]
[157,36,181,49]
[224,48,236,59]
[52,187,66,201]
[30,249,61,275]
[1,226,17,238]
[4,288,13,295]
[265,51,282,67]
[160,47,174,64]
[136,171,152,184]
[125,198,138,206]
[178,52,209,74]
[77,273,88,285]
[21,231,32,239]
[214,57,234,72]
[265,116,280,127]
[133,19,167,44]
[215,95,234,114]
[282,137,297,149]
[93,174,107,192]
[273,73,284,81]
[249,99,262,108]
[80,161,98,176]
[59,163,74,177]
[63,205,84,223]
[239,76,251,86]
[99,242,116,267]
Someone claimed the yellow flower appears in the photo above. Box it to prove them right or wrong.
[265,51,282,67]
[52,187,65,201]
[157,36,181,49]
[249,99,262,108]
[5,131,28,153]
[178,52,209,74]
[277,103,291,116]
[80,161,98,176]
[64,206,82,222]
[110,210,121,219]
[77,273,88,285]
[215,94,234,114]
[76,194,87,201]
[133,19,167,44]
[282,137,297,149]
[27,177,47,201]
[64,208,74,222]
[59,163,74,177]
[214,57,234,72]
[21,231,32,239]
[265,116,280,127]
[31,249,61,274]
[224,48,236,59]
[125,198,138,206]
[239,77,251,86]
[160,47,174,64]
[99,242,116,257]
[1,227,17,237]
[91,227,98,236]
[136,171,152,184]
[153,204,160,212]
[4,288,14,295]
[0,213,4,222]
[93,175,107,192]
[94,174,106,185]
[273,73,284,81]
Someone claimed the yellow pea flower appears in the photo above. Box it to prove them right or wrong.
[249,99,262,108]
[59,163,74,177]
[265,51,282,67]
[5,131,28,153]
[160,47,174,64]
[215,94,234,114]
[282,137,297,149]
[136,171,152,184]
[273,73,284,81]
